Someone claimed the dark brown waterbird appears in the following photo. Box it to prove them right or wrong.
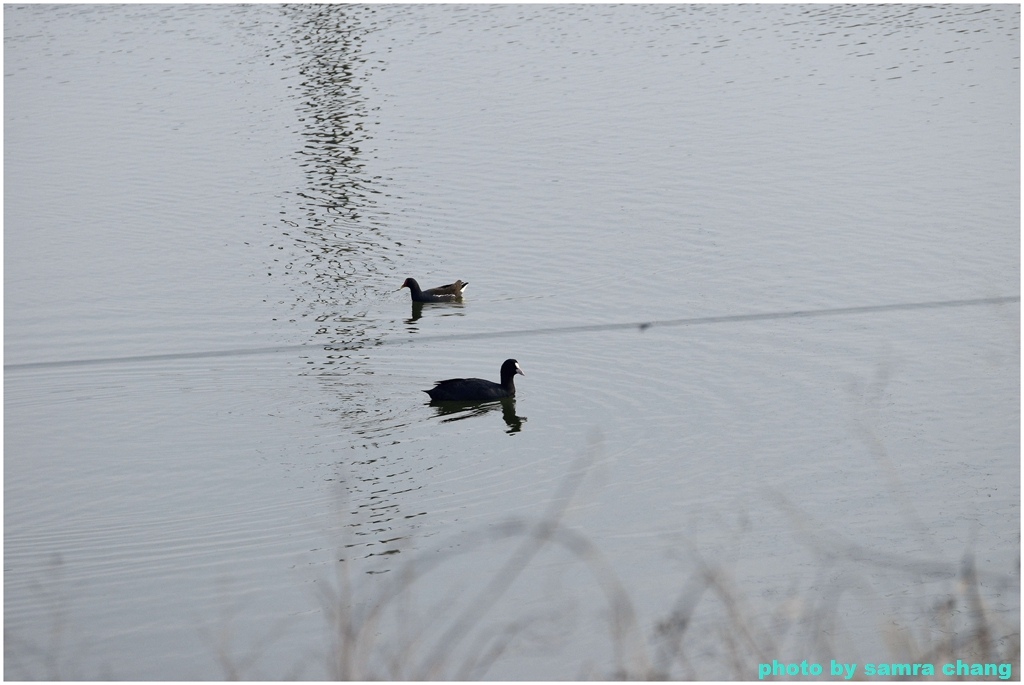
[399,277,468,303]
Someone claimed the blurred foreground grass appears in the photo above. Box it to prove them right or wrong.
[6,456,1018,680]
[311,456,1019,680]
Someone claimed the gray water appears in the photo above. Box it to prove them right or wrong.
[5,4,1019,680]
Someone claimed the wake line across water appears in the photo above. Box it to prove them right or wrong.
[5,295,1017,372]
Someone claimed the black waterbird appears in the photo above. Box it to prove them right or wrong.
[424,359,525,401]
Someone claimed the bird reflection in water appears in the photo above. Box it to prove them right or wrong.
[428,397,526,434]
[405,300,466,325]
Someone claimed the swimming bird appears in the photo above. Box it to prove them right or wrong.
[424,359,524,401]
[399,277,468,303]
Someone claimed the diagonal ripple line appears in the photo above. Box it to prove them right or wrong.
[3,344,314,372]
[383,295,1020,346]
[5,295,1017,372]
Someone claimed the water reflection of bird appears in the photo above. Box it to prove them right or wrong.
[399,277,468,303]
[424,359,524,401]
[429,397,526,434]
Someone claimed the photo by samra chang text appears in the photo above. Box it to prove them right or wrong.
[758,659,1013,680]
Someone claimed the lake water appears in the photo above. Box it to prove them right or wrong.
[4,4,1019,680]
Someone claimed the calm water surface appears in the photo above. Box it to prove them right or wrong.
[5,4,1019,680]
